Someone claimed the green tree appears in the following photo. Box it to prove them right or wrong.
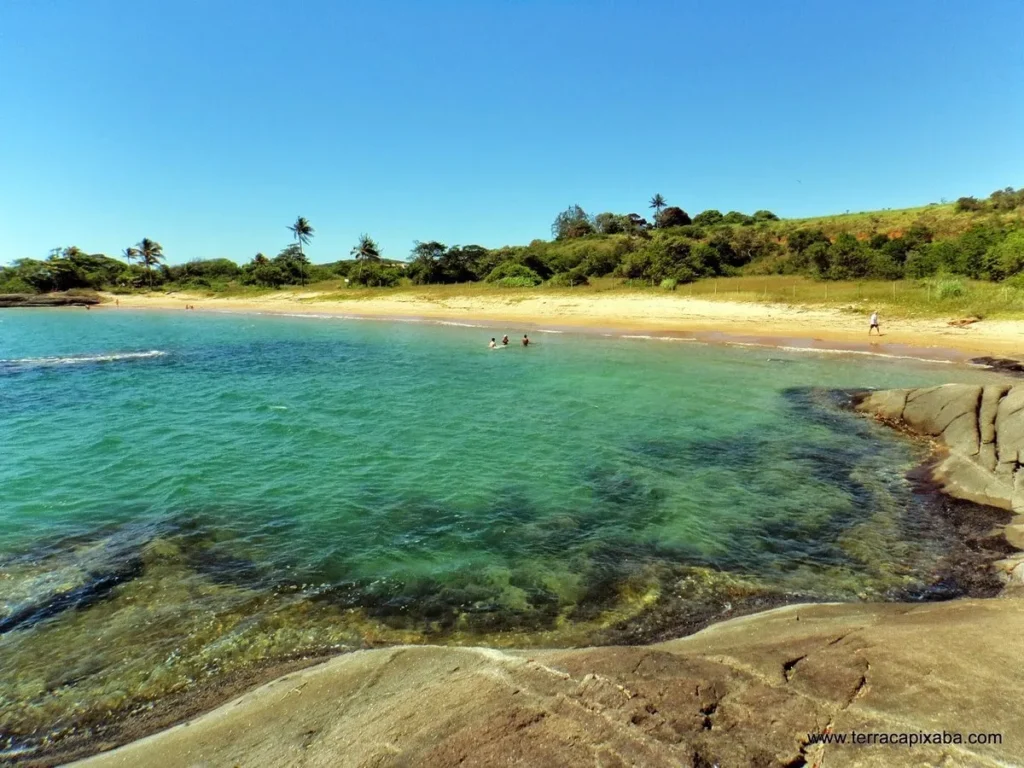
[407,240,446,284]
[826,233,870,280]
[351,234,382,261]
[692,209,724,227]
[983,230,1024,280]
[648,193,666,219]
[594,212,624,235]
[132,238,165,288]
[287,216,315,285]
[955,196,983,212]
[721,211,754,225]
[551,205,594,240]
[655,206,691,228]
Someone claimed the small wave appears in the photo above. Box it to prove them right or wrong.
[0,350,167,369]
[537,329,564,334]
[436,321,486,328]
[620,335,698,342]
[725,341,955,365]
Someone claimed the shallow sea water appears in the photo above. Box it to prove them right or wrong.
[0,309,1005,754]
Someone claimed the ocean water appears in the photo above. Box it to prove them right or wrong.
[0,309,1004,755]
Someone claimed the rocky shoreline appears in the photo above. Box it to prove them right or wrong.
[56,385,1024,768]
[855,383,1024,588]
[0,293,100,308]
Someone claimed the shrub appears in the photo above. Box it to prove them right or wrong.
[693,209,724,227]
[955,196,983,213]
[932,277,966,299]
[494,276,540,288]
[659,278,678,291]
[547,269,589,287]
[904,248,941,279]
[348,261,402,287]
[984,230,1024,281]
[485,262,542,285]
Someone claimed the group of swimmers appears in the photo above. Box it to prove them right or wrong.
[489,334,529,349]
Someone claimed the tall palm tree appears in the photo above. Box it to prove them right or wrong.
[287,216,315,286]
[122,246,138,266]
[351,234,381,261]
[649,193,667,219]
[135,238,165,289]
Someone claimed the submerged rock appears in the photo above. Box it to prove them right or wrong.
[0,527,152,635]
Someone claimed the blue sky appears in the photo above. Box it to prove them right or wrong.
[1,0,1022,266]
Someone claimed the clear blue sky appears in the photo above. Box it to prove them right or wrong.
[1,0,1022,266]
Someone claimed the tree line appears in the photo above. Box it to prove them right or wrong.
[1,188,1022,295]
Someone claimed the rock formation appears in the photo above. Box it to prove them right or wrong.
[0,293,100,307]
[856,383,1024,586]
[72,599,1024,768]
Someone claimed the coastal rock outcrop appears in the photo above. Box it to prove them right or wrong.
[73,599,1024,768]
[856,383,1024,586]
[856,384,1024,512]
[0,292,100,307]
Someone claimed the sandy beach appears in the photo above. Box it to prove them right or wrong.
[105,290,1024,359]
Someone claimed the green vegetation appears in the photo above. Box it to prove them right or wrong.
[2,188,1022,305]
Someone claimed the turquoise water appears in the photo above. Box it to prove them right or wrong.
[0,309,1004,754]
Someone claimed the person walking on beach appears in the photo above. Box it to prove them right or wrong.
[522,334,530,347]
[869,310,881,336]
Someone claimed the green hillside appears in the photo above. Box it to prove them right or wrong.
[2,189,1022,295]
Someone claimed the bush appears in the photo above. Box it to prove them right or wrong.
[659,278,678,291]
[693,209,724,227]
[547,269,589,287]
[494,276,540,288]
[904,248,941,279]
[485,262,542,285]
[984,230,1024,281]
[931,276,966,299]
[348,261,402,287]
[955,196,983,213]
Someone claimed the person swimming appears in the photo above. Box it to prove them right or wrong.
[489,338,497,349]
[522,334,530,347]
[501,335,509,346]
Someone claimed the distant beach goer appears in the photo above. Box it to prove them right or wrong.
[501,335,509,346]
[522,334,530,347]
[869,311,880,336]
[489,338,497,349]
[115,299,120,307]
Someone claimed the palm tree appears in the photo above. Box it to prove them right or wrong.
[122,246,138,266]
[649,193,667,219]
[287,216,315,286]
[351,234,381,261]
[134,238,165,289]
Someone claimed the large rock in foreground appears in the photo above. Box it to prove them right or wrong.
[73,599,1024,768]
